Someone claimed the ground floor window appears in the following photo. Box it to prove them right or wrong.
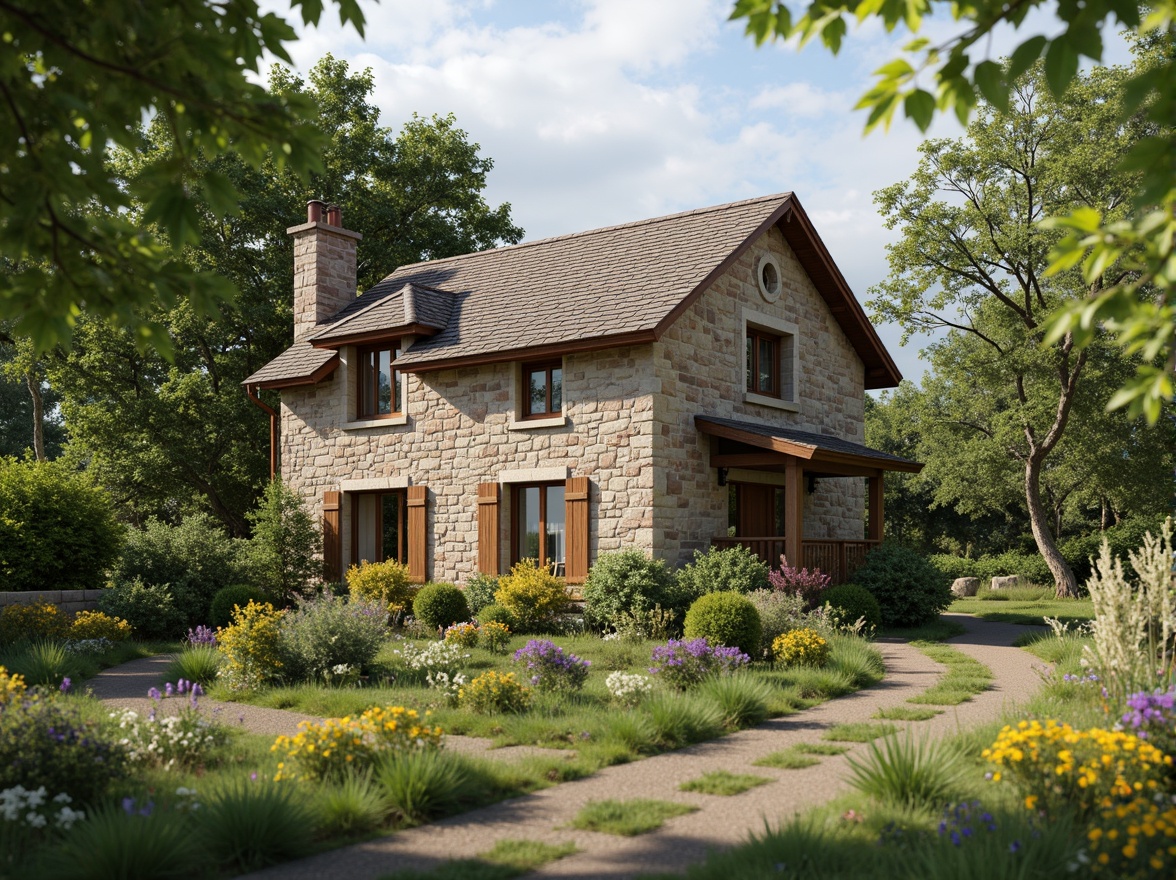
[728,482,786,537]
[352,491,407,566]
[513,482,565,572]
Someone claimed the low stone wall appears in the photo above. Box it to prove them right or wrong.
[0,590,104,616]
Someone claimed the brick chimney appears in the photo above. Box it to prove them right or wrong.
[287,200,363,340]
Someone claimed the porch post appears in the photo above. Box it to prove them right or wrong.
[867,473,884,541]
[785,457,804,567]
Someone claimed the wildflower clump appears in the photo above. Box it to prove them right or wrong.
[272,706,443,781]
[605,671,653,707]
[773,628,830,667]
[494,561,569,633]
[396,640,469,699]
[982,720,1172,819]
[512,639,589,692]
[0,666,26,708]
[460,671,532,714]
[216,601,286,691]
[769,555,832,608]
[648,638,750,690]
[444,622,480,649]
[0,602,69,644]
[113,680,224,770]
[69,610,132,642]
[1121,686,1176,759]
[1085,795,1176,877]
[479,620,511,653]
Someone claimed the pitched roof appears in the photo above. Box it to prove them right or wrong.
[243,341,337,389]
[695,416,922,473]
[247,193,902,389]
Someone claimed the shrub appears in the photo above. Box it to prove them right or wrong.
[280,595,387,682]
[648,637,751,690]
[110,513,245,627]
[70,610,132,642]
[443,621,480,649]
[772,628,830,667]
[0,686,129,804]
[476,602,517,630]
[768,555,831,608]
[927,553,978,583]
[209,584,268,629]
[746,589,809,654]
[463,573,499,615]
[374,749,472,824]
[494,561,569,633]
[0,457,122,592]
[972,550,1052,586]
[347,560,417,618]
[479,620,512,653]
[612,603,677,642]
[605,671,653,707]
[821,584,882,632]
[675,545,769,598]
[99,577,185,640]
[459,670,532,713]
[412,583,470,631]
[512,639,590,692]
[241,479,322,603]
[272,706,443,781]
[683,591,763,657]
[1061,514,1168,584]
[216,601,286,691]
[582,550,683,630]
[851,543,952,628]
[0,601,69,644]
[198,778,315,872]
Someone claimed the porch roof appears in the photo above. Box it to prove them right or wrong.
[695,415,923,475]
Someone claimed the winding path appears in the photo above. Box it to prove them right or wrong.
[88,615,1046,880]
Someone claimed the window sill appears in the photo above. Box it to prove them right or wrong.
[343,414,408,431]
[743,392,800,413]
[507,414,568,430]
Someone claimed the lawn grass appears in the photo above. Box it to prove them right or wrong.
[906,642,993,706]
[570,799,697,836]
[823,722,897,743]
[381,839,578,880]
[679,770,772,795]
[794,742,850,756]
[947,594,1093,627]
[754,749,821,770]
[872,706,941,721]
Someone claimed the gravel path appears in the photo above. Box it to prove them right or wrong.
[236,614,1045,880]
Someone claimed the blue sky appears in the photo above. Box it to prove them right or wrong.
[278,0,1131,385]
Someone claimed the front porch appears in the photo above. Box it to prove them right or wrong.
[696,416,923,584]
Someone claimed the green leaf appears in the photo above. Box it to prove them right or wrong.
[973,61,1008,110]
[1007,36,1047,81]
[903,89,936,131]
[1043,38,1079,97]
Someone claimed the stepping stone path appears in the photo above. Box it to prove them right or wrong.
[88,614,1045,880]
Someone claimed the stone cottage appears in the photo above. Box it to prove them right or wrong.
[244,193,921,586]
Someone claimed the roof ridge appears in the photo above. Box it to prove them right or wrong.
[385,192,793,275]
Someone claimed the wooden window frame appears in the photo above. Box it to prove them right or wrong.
[746,329,780,398]
[357,345,402,419]
[511,482,564,570]
[350,491,408,566]
[521,360,563,419]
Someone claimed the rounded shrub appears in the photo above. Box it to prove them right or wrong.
[772,628,830,666]
[475,602,517,630]
[676,546,770,599]
[346,560,418,617]
[493,561,569,633]
[683,592,763,657]
[209,584,269,629]
[99,578,185,640]
[463,574,499,615]
[851,543,952,628]
[821,583,882,632]
[216,600,286,691]
[412,583,470,631]
[69,610,133,642]
[582,550,684,630]
[280,595,388,681]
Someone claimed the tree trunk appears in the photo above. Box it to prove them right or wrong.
[25,370,46,462]
[1100,497,1110,531]
[1025,454,1079,598]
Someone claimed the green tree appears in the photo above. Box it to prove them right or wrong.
[46,57,522,533]
[731,1,1176,423]
[868,63,1153,597]
[0,330,64,460]
[0,0,367,355]
[242,480,322,603]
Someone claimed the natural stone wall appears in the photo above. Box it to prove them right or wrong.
[290,222,361,341]
[652,224,867,568]
[0,590,103,615]
[280,346,654,584]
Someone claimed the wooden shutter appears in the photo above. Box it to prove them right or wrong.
[322,490,342,582]
[407,485,428,583]
[476,482,500,575]
[564,476,590,584]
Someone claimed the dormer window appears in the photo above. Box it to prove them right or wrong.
[522,361,562,419]
[358,346,402,418]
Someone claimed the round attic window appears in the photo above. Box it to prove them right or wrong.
[757,254,783,303]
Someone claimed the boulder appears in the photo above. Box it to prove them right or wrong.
[951,577,980,598]
[990,575,1024,591]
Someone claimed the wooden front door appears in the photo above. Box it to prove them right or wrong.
[731,483,785,537]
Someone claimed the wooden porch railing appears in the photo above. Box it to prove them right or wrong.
[711,537,882,585]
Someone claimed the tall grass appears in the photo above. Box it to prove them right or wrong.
[314,768,390,837]
[697,675,772,728]
[845,733,968,808]
[164,645,222,686]
[827,636,885,687]
[644,692,723,748]
[39,805,200,880]
[197,778,315,872]
[374,749,474,824]
[5,639,72,686]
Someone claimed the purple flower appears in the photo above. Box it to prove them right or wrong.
[164,682,175,697]
[147,687,161,702]
[512,639,589,692]
[187,625,217,648]
[59,677,72,694]
[648,638,750,689]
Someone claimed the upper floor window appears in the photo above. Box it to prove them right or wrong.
[358,346,402,418]
[523,361,562,418]
[745,325,796,402]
